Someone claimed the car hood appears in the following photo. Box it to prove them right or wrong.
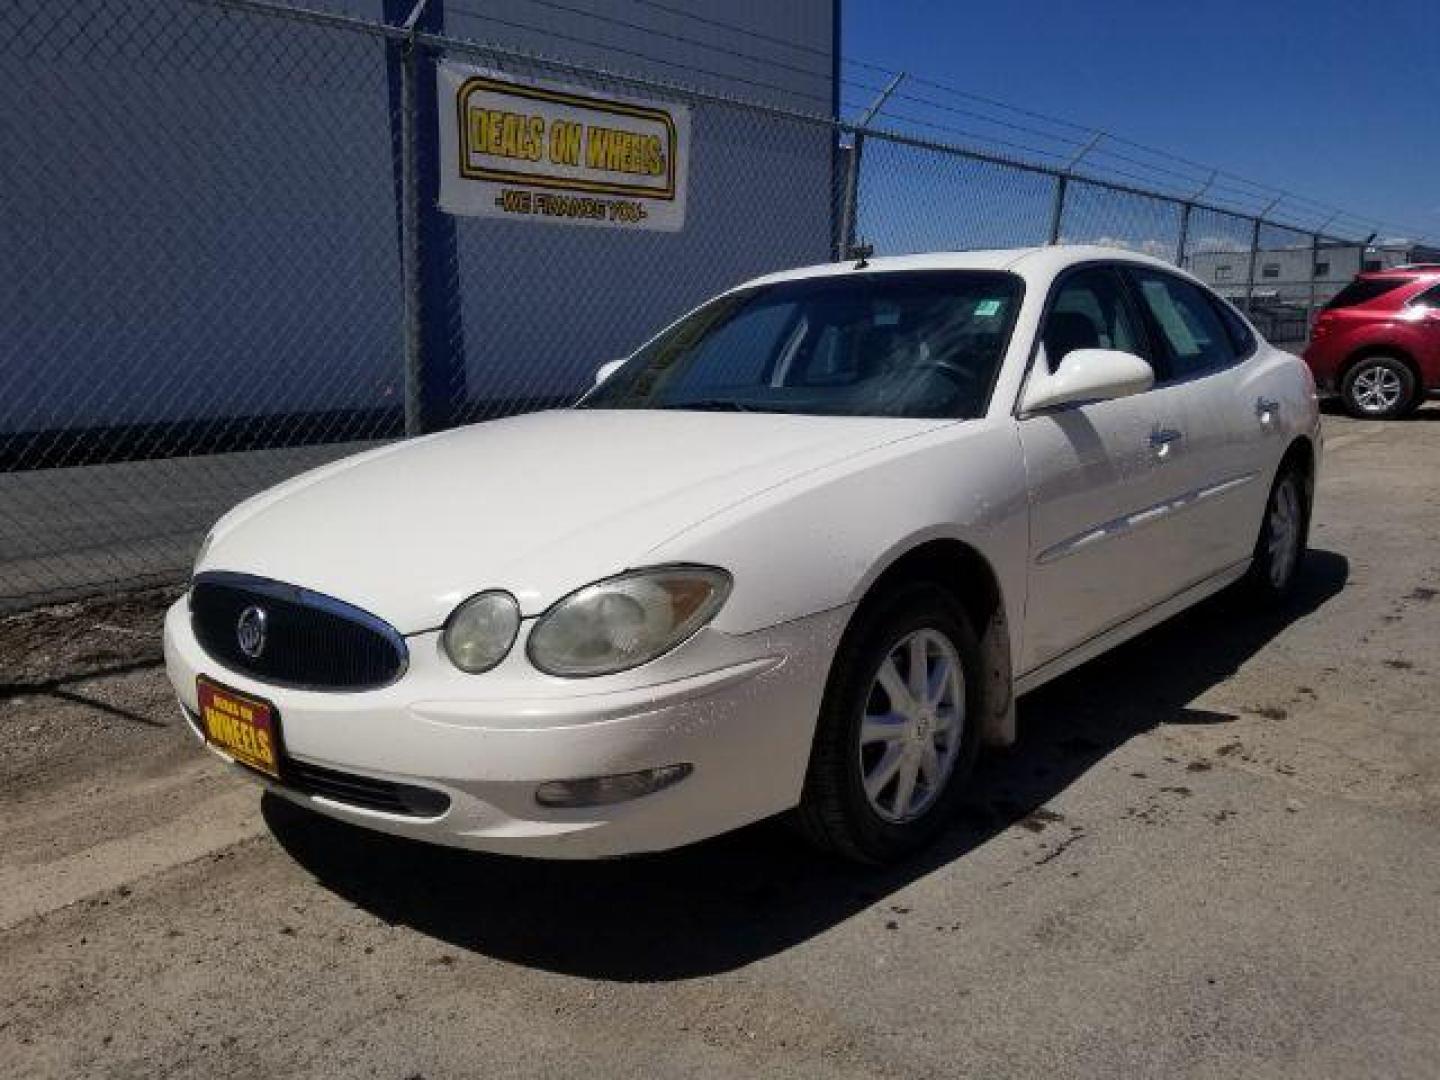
[201,409,947,633]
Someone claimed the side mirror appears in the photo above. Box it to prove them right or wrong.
[594,359,626,387]
[1021,348,1154,414]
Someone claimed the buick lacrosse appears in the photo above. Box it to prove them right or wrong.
[165,246,1319,863]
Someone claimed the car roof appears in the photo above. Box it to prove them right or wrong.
[734,244,1184,292]
[1360,267,1440,280]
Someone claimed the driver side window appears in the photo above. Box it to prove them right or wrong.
[1042,267,1143,371]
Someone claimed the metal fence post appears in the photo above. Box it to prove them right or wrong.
[838,132,864,260]
[1176,201,1192,266]
[1175,172,1219,271]
[1245,196,1282,314]
[1047,132,1101,247]
[838,74,903,259]
[398,32,423,437]
[1309,231,1321,331]
[386,0,465,435]
[1243,216,1261,313]
[1046,174,1067,246]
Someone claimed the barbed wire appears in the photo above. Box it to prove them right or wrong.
[577,0,1434,240]
[437,1,1424,239]
[444,4,843,110]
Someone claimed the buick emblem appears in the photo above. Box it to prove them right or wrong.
[236,606,268,659]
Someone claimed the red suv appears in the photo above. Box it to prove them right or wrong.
[1305,267,1440,418]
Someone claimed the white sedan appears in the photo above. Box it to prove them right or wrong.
[164,245,1319,863]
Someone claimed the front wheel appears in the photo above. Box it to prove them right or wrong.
[1244,463,1310,602]
[795,584,983,864]
[1341,356,1414,419]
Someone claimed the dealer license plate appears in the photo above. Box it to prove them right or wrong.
[196,676,282,779]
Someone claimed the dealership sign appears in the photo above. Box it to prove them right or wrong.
[437,63,690,231]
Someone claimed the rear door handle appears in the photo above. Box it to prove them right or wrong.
[1149,428,1183,458]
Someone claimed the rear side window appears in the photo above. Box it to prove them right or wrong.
[1128,269,1235,380]
[1209,296,1257,356]
[1408,284,1440,310]
[1324,278,1411,310]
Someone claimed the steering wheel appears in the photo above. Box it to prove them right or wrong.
[906,357,979,389]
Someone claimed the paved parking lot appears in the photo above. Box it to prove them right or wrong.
[2,408,1439,1079]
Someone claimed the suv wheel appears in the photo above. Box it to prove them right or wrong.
[795,584,982,864]
[1341,356,1415,419]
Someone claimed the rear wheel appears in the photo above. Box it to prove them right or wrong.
[1244,462,1310,602]
[1341,356,1415,419]
[796,584,982,864]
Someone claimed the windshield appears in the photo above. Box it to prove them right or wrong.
[579,270,1024,419]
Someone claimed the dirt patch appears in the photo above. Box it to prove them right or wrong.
[1248,705,1289,721]
[1,587,179,689]
[1019,807,1065,833]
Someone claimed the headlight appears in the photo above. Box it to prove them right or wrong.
[527,566,731,677]
[442,590,521,673]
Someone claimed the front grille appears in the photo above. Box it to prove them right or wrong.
[287,758,451,818]
[190,572,408,691]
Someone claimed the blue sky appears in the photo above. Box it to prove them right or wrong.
[843,0,1439,240]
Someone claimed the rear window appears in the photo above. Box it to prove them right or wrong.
[1323,278,1412,310]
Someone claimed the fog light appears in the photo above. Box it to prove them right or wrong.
[534,764,693,808]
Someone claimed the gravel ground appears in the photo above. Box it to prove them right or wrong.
[2,408,1439,1079]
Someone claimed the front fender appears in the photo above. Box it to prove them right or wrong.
[647,420,1030,653]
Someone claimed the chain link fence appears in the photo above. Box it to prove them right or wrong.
[0,0,1384,613]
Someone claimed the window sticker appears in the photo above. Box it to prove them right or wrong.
[973,299,1003,317]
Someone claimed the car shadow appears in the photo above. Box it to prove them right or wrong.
[264,549,1348,982]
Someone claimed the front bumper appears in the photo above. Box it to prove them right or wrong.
[163,598,847,858]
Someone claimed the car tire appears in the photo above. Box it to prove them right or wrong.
[1243,461,1310,603]
[795,583,983,864]
[1340,356,1415,419]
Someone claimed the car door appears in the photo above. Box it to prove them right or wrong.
[1016,265,1197,674]
[1123,267,1270,577]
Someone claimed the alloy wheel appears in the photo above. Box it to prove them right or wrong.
[858,628,965,823]
[1268,475,1302,589]
[1352,364,1404,415]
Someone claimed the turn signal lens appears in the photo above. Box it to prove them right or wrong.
[535,764,693,808]
[526,566,731,677]
[441,590,521,673]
